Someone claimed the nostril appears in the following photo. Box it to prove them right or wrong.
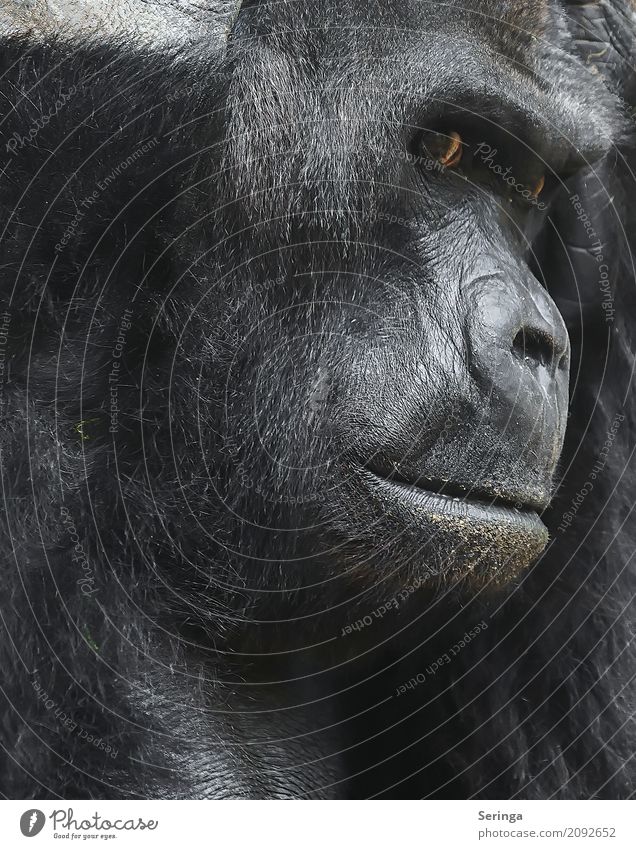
[512,326,560,371]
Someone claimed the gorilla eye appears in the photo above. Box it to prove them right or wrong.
[530,175,545,198]
[417,129,463,168]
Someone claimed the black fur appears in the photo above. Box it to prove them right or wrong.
[0,0,635,799]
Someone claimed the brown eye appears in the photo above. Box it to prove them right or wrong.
[530,175,545,198]
[419,130,463,168]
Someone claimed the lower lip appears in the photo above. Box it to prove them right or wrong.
[364,471,547,534]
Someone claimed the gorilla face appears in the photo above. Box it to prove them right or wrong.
[194,0,619,595]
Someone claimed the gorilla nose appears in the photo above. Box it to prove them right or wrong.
[466,273,570,430]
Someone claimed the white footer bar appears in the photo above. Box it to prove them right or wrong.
[1,799,634,849]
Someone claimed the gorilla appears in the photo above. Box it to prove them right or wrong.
[0,0,635,799]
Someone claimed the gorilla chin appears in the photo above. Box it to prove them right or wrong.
[361,467,550,584]
[327,448,555,590]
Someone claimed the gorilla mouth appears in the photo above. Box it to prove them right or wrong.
[363,466,547,532]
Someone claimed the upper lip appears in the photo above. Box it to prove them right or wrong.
[363,463,549,513]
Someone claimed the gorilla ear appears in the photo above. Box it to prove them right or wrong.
[562,0,636,104]
[0,0,243,53]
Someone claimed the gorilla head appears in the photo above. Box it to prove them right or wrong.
[170,0,622,611]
